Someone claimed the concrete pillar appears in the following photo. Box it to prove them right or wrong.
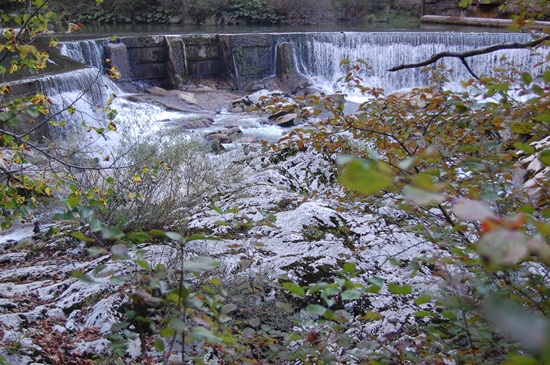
[104,43,131,81]
[165,36,188,88]
[105,43,132,81]
[276,42,296,82]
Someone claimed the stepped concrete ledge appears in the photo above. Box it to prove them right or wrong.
[422,15,550,29]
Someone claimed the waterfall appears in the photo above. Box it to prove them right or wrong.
[280,32,546,93]
[59,39,107,72]
[38,67,122,137]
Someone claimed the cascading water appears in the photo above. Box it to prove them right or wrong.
[280,32,546,94]
[59,39,108,72]
[39,67,121,132]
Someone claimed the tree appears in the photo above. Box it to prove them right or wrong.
[0,0,126,229]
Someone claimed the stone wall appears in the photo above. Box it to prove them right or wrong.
[106,33,276,90]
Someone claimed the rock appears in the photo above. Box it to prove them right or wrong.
[204,133,232,144]
[274,113,298,127]
[173,90,198,104]
[230,89,285,112]
[0,252,27,265]
[210,140,226,154]
[204,128,242,142]
[169,117,214,129]
[146,86,170,96]
[146,86,198,105]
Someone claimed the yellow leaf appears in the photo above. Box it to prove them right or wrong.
[18,44,36,58]
[133,174,142,183]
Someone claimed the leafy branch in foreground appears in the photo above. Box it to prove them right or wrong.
[0,0,131,229]
[265,31,550,359]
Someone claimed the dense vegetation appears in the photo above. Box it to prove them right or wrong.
[2,0,550,364]
[1,0,419,26]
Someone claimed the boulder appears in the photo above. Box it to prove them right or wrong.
[274,113,298,127]
[204,127,243,144]
[204,133,232,144]
[230,89,285,112]
[146,86,198,105]
[181,118,214,129]
[173,90,198,105]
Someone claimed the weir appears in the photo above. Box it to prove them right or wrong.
[55,31,543,94]
[8,31,544,139]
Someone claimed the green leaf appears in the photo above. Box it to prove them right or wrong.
[87,246,108,256]
[510,121,534,134]
[343,262,356,273]
[504,355,539,365]
[305,304,327,316]
[281,281,305,297]
[189,327,220,343]
[165,231,183,242]
[53,212,75,221]
[338,159,393,196]
[369,277,384,287]
[366,284,381,293]
[221,303,238,314]
[442,310,458,320]
[539,150,550,166]
[388,283,412,295]
[110,321,129,332]
[183,256,219,273]
[414,310,434,318]
[513,142,536,155]
[154,338,165,352]
[67,193,81,209]
[169,318,187,333]
[415,293,433,305]
[341,289,362,301]
[359,311,383,321]
[187,234,220,242]
[136,260,151,271]
[307,282,333,294]
[70,231,95,242]
[521,72,533,85]
[211,204,223,214]
[484,294,550,352]
[160,327,175,337]
[535,113,550,123]
[101,226,124,240]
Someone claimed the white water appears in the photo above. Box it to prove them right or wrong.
[280,32,546,94]
[39,67,121,133]
[60,40,107,71]
[48,32,548,143]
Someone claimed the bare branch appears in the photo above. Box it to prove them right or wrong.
[388,34,550,73]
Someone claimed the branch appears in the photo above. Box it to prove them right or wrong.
[388,34,550,73]
[0,0,50,66]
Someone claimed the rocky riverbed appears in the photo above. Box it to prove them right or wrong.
[0,83,444,364]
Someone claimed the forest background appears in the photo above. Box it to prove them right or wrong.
[0,0,420,26]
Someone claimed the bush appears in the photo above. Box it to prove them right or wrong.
[70,109,241,231]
